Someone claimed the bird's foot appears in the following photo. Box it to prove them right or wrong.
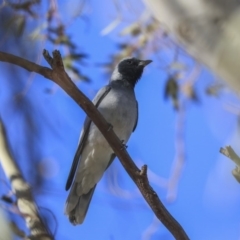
[107,123,113,132]
[120,140,128,150]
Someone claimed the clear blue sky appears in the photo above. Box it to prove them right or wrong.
[1,1,240,240]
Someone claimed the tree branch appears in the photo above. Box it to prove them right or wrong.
[143,0,240,92]
[0,120,53,240]
[0,50,189,240]
[220,146,240,183]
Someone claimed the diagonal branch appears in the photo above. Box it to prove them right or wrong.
[0,50,189,240]
[0,120,53,240]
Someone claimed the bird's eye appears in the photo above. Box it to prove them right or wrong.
[127,60,133,64]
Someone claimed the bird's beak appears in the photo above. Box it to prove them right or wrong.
[138,60,153,67]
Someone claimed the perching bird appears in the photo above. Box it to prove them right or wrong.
[65,57,152,225]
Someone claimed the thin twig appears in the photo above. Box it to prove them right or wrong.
[166,100,186,202]
[0,50,189,240]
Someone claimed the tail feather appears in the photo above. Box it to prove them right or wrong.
[65,185,96,225]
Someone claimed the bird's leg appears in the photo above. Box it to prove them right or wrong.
[107,123,113,132]
[120,140,128,150]
[106,124,127,149]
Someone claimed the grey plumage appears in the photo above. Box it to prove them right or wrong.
[65,57,152,225]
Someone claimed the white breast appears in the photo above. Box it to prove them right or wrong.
[75,84,137,194]
[96,86,137,143]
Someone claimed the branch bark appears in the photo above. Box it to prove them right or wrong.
[0,120,53,240]
[0,50,189,240]
[143,0,240,92]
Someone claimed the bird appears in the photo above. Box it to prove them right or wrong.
[64,57,152,225]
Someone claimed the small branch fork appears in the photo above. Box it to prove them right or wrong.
[0,50,189,240]
[220,146,240,183]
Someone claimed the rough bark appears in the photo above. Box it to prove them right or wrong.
[143,0,240,91]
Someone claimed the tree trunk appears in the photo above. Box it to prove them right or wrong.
[143,0,240,91]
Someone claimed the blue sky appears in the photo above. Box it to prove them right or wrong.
[1,1,240,240]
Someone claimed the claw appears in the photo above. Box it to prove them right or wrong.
[107,123,113,132]
[120,140,128,150]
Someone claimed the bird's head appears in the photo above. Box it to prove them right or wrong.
[111,57,152,87]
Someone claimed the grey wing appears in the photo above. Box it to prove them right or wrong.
[65,85,112,191]
[65,153,116,224]
[132,101,138,132]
